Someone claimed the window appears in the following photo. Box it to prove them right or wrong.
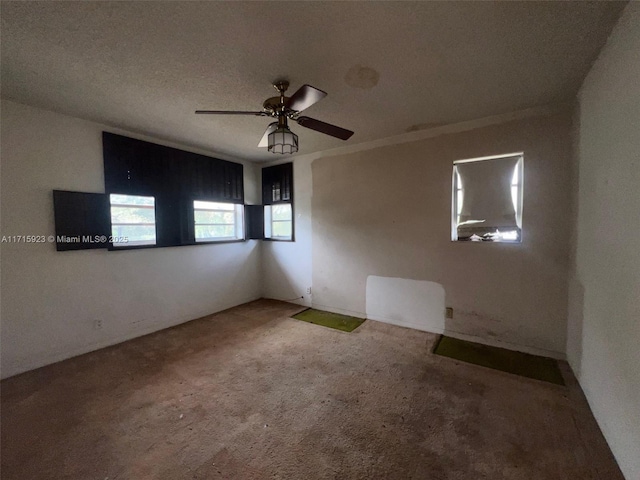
[194,201,244,242]
[53,134,248,253]
[452,154,523,242]
[262,162,294,241]
[102,132,244,250]
[109,194,156,247]
[264,204,293,240]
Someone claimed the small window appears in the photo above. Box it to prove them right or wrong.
[264,203,293,240]
[109,194,157,247]
[452,154,523,242]
[193,200,244,242]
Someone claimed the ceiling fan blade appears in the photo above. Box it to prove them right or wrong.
[287,85,327,112]
[258,122,278,147]
[296,116,354,140]
[195,110,267,116]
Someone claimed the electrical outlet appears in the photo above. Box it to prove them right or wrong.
[445,307,453,319]
[306,287,312,295]
[94,319,103,330]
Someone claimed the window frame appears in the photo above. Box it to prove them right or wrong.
[451,153,524,243]
[193,200,245,243]
[264,203,293,241]
[109,193,157,248]
[262,162,295,242]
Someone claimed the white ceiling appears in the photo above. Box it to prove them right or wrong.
[0,1,626,162]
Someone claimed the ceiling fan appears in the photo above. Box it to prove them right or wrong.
[195,81,354,154]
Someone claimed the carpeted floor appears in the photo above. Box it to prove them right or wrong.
[0,299,623,479]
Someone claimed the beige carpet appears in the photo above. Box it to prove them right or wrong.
[1,299,623,479]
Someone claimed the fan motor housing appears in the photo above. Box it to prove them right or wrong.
[263,96,292,114]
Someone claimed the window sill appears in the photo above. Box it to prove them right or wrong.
[264,237,294,242]
[193,239,246,245]
[451,239,522,244]
[108,243,159,251]
[108,239,247,251]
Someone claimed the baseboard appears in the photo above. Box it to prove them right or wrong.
[363,316,563,360]
[367,314,444,334]
[310,302,366,319]
[1,294,262,380]
[265,296,311,308]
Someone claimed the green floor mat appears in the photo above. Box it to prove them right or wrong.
[292,308,365,332]
[434,336,564,385]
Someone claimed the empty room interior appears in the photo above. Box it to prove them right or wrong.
[1,2,639,479]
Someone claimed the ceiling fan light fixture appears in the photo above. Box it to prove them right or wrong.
[268,126,298,154]
[196,82,353,152]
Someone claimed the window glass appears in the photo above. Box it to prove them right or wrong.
[109,194,156,247]
[452,155,523,242]
[265,204,293,240]
[194,201,243,242]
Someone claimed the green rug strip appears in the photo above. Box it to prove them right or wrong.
[434,336,564,385]
[292,308,365,332]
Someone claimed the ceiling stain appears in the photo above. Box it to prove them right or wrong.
[344,65,379,89]
[406,122,444,133]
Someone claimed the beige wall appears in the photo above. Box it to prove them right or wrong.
[310,111,573,356]
[567,3,640,478]
[0,100,263,379]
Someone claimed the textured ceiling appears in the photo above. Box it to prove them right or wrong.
[0,1,626,162]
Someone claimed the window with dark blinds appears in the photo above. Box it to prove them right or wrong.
[52,133,248,252]
[262,163,294,241]
[262,162,293,205]
[102,132,245,249]
[103,133,244,203]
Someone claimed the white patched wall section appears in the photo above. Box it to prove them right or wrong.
[365,276,445,333]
